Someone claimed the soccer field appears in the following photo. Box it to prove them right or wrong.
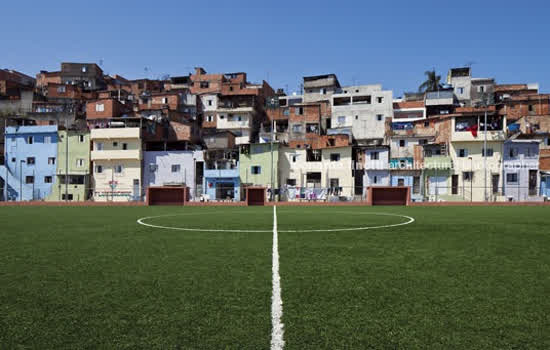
[1,205,550,349]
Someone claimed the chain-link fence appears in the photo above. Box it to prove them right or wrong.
[2,184,549,203]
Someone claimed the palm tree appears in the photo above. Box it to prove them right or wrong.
[418,70,442,92]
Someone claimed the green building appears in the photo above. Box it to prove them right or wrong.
[239,143,279,190]
[47,130,91,201]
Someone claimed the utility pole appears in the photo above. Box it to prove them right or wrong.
[270,120,275,202]
[20,159,25,201]
[483,108,488,202]
[4,117,8,201]
[65,128,69,202]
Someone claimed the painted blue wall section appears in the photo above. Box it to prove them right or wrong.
[204,165,240,201]
[1,125,58,201]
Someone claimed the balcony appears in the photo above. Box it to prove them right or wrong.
[91,149,141,160]
[204,162,239,178]
[90,127,140,140]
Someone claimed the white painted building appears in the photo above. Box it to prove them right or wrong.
[279,146,353,200]
[143,150,204,199]
[331,84,393,143]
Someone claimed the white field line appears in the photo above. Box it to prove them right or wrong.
[136,212,414,233]
[271,205,285,350]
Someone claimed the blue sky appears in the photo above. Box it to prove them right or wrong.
[3,0,550,96]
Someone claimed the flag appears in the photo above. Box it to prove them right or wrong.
[466,124,478,137]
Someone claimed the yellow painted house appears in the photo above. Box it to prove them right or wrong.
[449,113,506,202]
[90,127,142,201]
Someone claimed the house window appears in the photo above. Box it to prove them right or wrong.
[376,114,383,121]
[206,115,214,122]
[27,157,35,165]
[113,142,118,147]
[11,157,15,162]
[458,149,468,157]
[424,121,430,127]
[79,135,85,142]
[528,104,535,112]
[295,107,303,115]
[507,173,518,183]
[338,116,346,124]
[27,136,33,144]
[320,88,326,95]
[200,82,209,89]
[419,139,428,145]
[48,157,56,165]
[482,148,493,157]
[479,85,485,93]
[330,153,340,161]
[463,171,473,181]
[330,178,339,188]
[95,165,103,173]
[509,148,518,158]
[251,166,261,174]
[82,66,87,73]
[44,136,51,144]
[286,179,296,186]
[122,143,128,150]
[377,97,384,103]
[373,175,378,184]
[57,86,66,93]
[413,176,420,194]
[283,108,290,116]
[95,142,103,150]
[527,147,535,157]
[171,164,181,173]
[457,87,464,94]
[292,155,297,163]
[208,99,212,106]
[76,159,84,167]
[149,163,158,172]
[114,165,123,173]
[95,103,105,112]
[370,151,379,160]
[355,115,358,120]
[306,149,322,162]
[397,178,405,186]
[162,97,168,104]
[25,176,34,184]
[44,176,52,183]
[292,124,303,133]
[399,140,406,147]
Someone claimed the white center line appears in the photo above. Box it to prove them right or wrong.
[271,205,285,350]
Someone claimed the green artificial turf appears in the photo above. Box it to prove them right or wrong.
[1,205,550,349]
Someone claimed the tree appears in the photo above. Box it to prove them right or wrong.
[418,70,442,92]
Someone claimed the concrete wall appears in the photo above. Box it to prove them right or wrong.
[331,85,393,141]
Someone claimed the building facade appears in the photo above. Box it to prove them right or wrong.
[47,130,91,201]
[1,125,58,201]
[90,127,142,201]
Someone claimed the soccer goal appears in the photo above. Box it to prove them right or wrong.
[367,186,411,206]
[146,186,189,206]
[246,187,267,206]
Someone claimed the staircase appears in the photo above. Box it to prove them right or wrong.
[0,165,21,201]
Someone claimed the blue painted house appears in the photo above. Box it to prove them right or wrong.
[502,138,541,201]
[1,125,58,201]
[203,149,240,201]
